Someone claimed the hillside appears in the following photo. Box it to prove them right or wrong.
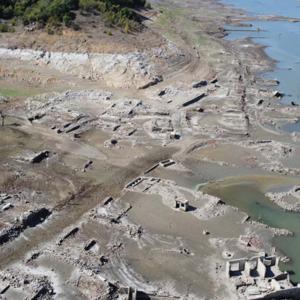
[0,0,149,33]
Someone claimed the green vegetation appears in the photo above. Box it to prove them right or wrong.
[0,23,10,32]
[0,0,148,32]
[0,87,40,97]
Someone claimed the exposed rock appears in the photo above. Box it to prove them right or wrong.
[138,75,163,90]
[0,48,162,89]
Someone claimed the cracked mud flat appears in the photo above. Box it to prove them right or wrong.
[0,0,300,299]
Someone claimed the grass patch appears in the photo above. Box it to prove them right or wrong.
[193,34,208,46]
[157,6,183,27]
[155,4,209,48]
[0,87,41,97]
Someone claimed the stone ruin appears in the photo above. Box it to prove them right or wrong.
[159,159,176,168]
[174,198,189,212]
[226,253,300,299]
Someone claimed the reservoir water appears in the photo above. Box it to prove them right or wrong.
[217,0,300,282]
[223,0,300,105]
[202,176,300,282]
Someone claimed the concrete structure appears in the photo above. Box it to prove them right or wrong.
[118,287,137,300]
[226,254,300,299]
[144,163,159,174]
[125,177,144,189]
[226,257,247,278]
[182,93,206,107]
[159,159,176,168]
[174,198,189,212]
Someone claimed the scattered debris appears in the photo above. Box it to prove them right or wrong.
[31,282,54,300]
[28,113,46,122]
[239,235,264,251]
[82,160,93,172]
[170,131,181,140]
[138,75,163,89]
[180,247,191,255]
[226,254,300,299]
[2,203,14,211]
[192,80,208,88]
[111,204,132,224]
[100,255,109,266]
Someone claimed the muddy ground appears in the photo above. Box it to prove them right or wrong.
[0,0,300,299]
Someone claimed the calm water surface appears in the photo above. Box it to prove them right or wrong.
[223,0,300,106]
[202,177,300,282]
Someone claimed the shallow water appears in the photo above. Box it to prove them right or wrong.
[281,118,300,133]
[202,176,300,282]
[223,0,300,105]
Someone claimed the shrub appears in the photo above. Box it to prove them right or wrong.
[0,0,147,32]
[0,23,9,32]
[79,0,98,11]
[11,17,17,26]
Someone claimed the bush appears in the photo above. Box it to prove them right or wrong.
[0,0,147,32]
[79,0,98,11]
[0,22,15,32]
[11,17,17,26]
[0,23,9,32]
